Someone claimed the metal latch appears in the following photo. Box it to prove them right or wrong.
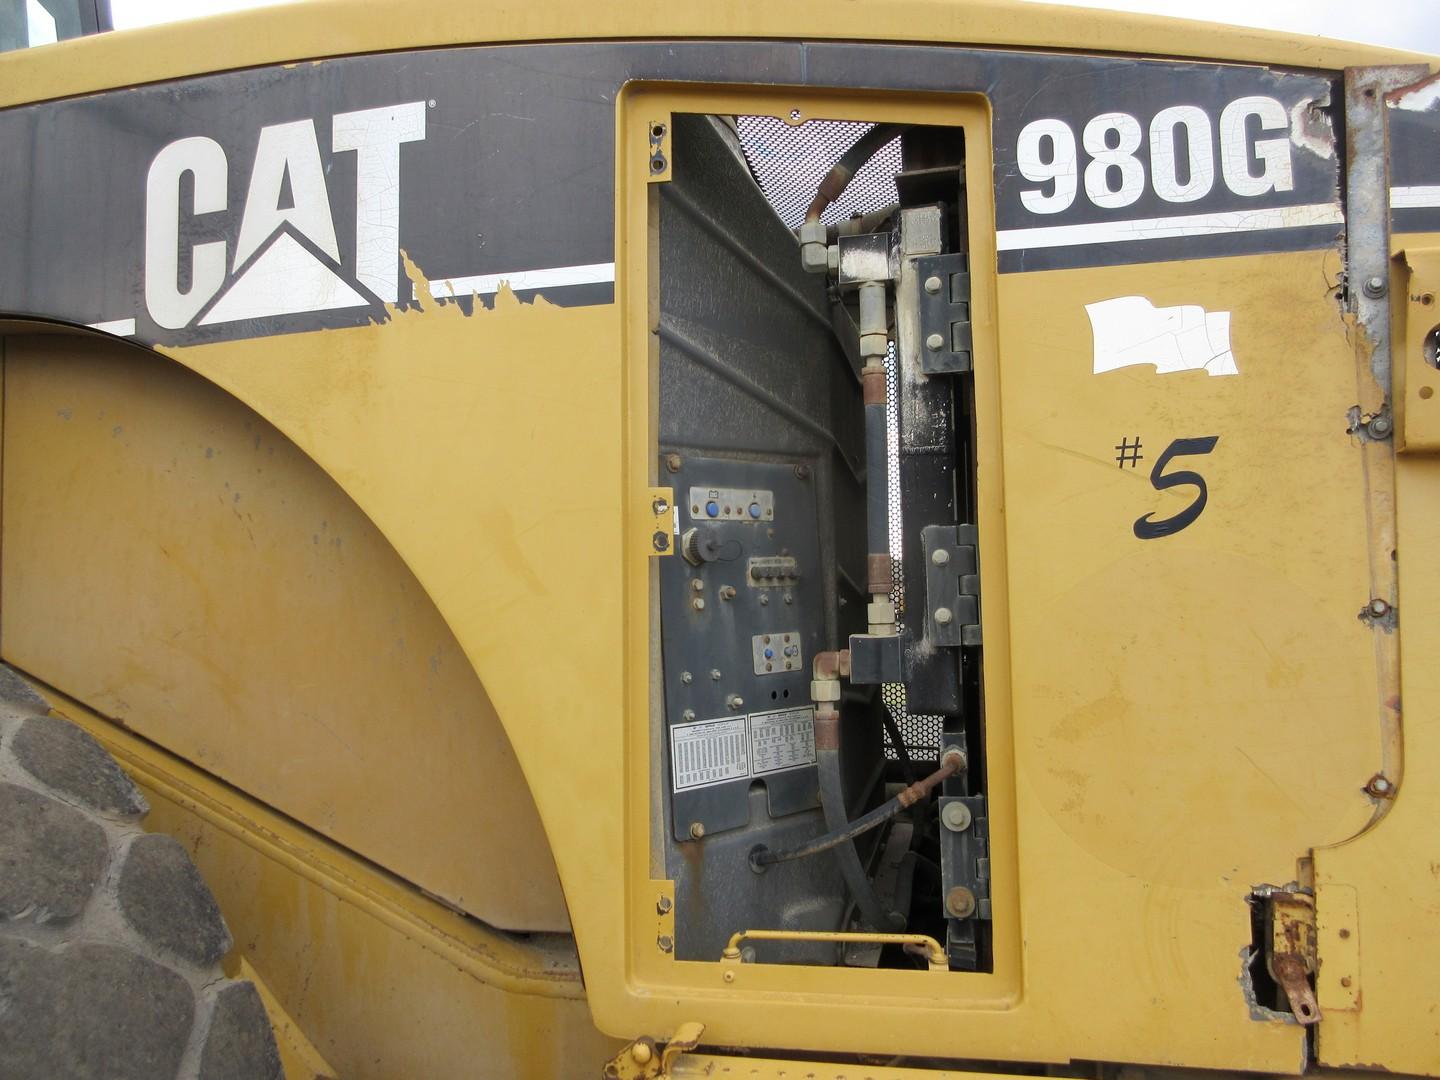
[1266,891,1321,1026]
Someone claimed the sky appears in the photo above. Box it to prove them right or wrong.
[105,0,1440,55]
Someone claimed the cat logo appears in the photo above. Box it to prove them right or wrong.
[143,101,427,330]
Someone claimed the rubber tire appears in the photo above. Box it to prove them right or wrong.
[0,664,284,1080]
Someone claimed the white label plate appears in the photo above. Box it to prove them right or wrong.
[670,715,749,791]
[748,706,817,776]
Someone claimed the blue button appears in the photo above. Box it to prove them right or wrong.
[705,501,719,517]
[763,648,774,659]
[748,502,762,519]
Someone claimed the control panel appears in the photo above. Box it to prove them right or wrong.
[658,454,825,842]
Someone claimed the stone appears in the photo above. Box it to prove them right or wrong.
[0,783,107,922]
[198,981,285,1080]
[12,716,148,818]
[0,664,48,715]
[0,938,194,1080]
[116,834,232,966]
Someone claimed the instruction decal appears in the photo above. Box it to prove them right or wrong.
[749,707,818,776]
[670,716,749,792]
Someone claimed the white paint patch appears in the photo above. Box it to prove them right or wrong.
[87,318,136,337]
[996,201,1341,251]
[1392,185,1440,209]
[1393,78,1440,113]
[1086,296,1238,378]
[416,261,616,300]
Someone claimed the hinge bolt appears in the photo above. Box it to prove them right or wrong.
[924,275,943,295]
[926,332,944,351]
[941,802,972,832]
[945,885,977,919]
[934,607,954,625]
[932,548,951,566]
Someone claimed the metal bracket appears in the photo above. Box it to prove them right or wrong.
[646,118,672,183]
[1265,891,1321,1026]
[1396,247,1440,452]
[647,488,675,557]
[922,524,980,647]
[605,1021,705,1080]
[915,252,972,374]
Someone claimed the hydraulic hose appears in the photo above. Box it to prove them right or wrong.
[804,123,910,224]
[752,749,965,871]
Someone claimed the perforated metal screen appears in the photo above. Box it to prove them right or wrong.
[735,116,902,228]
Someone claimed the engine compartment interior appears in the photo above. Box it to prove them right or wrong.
[654,111,989,972]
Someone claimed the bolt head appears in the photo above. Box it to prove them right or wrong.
[1370,415,1392,436]
[1369,598,1389,617]
[652,496,669,515]
[945,885,977,919]
[631,1041,654,1065]
[759,594,770,606]
[692,597,706,611]
[924,275,943,295]
[657,933,675,952]
[688,822,706,840]
[652,531,670,551]
[932,548,951,566]
[710,669,722,680]
[941,802,973,832]
[680,670,692,683]
[1363,275,1387,298]
[665,453,683,473]
[656,895,672,914]
[926,332,944,351]
[934,606,954,625]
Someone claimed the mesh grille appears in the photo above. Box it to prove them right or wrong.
[882,339,942,760]
[735,116,902,228]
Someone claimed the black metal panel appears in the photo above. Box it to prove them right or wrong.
[0,41,1347,349]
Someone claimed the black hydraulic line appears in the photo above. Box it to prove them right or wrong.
[753,752,962,872]
[810,746,905,931]
[805,124,911,223]
[879,707,917,785]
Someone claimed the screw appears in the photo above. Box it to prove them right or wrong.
[719,585,737,601]
[656,895,672,914]
[688,822,705,840]
[945,886,977,919]
[935,607,954,625]
[710,669,722,681]
[665,453,682,473]
[692,597,706,611]
[652,496,669,515]
[924,275,942,295]
[1365,773,1395,797]
[932,548,951,566]
[941,802,973,832]
[926,332,944,351]
[1363,275,1387,298]
[681,670,692,684]
[681,709,695,721]
[794,463,811,480]
[657,933,674,952]
[652,531,669,551]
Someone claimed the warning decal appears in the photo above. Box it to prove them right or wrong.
[749,707,818,776]
[670,716,749,791]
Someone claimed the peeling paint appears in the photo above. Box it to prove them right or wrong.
[1289,93,1335,160]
